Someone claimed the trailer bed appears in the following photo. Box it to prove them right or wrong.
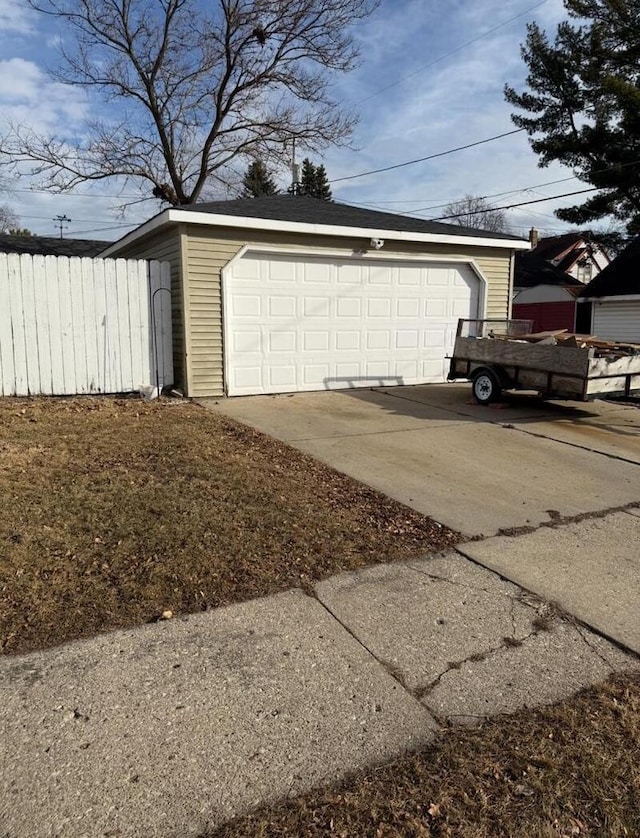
[448,320,640,402]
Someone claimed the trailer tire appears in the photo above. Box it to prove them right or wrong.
[472,368,502,405]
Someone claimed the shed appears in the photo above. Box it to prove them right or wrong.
[513,284,583,333]
[578,236,640,343]
[101,196,529,397]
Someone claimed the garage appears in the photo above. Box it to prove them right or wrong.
[591,300,640,344]
[102,195,528,397]
[223,251,482,396]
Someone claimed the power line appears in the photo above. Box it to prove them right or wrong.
[330,128,525,184]
[431,186,602,220]
[10,185,153,200]
[407,158,640,214]
[64,223,138,235]
[356,0,549,106]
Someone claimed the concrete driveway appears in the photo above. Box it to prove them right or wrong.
[205,384,640,655]
[204,384,640,537]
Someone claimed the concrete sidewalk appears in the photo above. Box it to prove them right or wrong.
[2,549,637,838]
[460,509,640,654]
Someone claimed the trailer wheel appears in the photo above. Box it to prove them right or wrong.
[472,368,502,405]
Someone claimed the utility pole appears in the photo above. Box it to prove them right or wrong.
[53,215,71,238]
[288,139,301,196]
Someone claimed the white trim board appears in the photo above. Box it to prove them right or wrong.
[579,294,640,303]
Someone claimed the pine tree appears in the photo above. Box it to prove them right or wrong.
[313,164,332,201]
[505,0,640,235]
[241,160,278,198]
[298,158,333,200]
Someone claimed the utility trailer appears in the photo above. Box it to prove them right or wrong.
[447,319,640,404]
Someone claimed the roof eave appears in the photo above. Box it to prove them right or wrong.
[579,293,640,302]
[100,207,530,255]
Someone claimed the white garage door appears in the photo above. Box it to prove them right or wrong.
[224,252,481,396]
[592,300,640,344]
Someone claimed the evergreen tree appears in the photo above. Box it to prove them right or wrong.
[299,158,333,200]
[241,160,278,198]
[313,164,332,201]
[505,0,640,235]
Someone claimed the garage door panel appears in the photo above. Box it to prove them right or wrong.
[397,298,420,317]
[369,265,392,284]
[304,297,330,317]
[426,267,449,286]
[269,331,296,352]
[425,298,446,317]
[367,298,392,318]
[396,329,419,349]
[232,294,261,317]
[269,365,296,387]
[336,330,361,351]
[225,254,481,395]
[336,263,363,284]
[233,329,261,353]
[337,297,361,317]
[267,260,296,282]
[398,267,421,285]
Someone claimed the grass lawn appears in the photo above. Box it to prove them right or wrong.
[0,396,458,655]
[3,396,639,836]
[209,673,640,838]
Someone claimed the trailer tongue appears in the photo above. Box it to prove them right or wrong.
[448,319,640,404]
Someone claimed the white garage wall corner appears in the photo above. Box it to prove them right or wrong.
[221,247,487,397]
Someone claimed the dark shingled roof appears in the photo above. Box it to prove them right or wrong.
[184,195,525,241]
[532,232,584,261]
[579,236,640,298]
[514,250,583,289]
[0,234,110,257]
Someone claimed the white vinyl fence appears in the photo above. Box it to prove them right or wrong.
[0,254,172,396]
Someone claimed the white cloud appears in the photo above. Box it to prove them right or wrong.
[0,0,35,34]
[0,57,88,130]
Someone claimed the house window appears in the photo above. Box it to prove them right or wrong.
[577,262,593,283]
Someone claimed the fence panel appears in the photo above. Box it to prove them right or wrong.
[0,254,172,396]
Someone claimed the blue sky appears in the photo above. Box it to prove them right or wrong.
[0,0,590,241]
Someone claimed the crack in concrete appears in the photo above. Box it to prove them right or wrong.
[305,589,430,715]
[415,617,560,701]
[503,422,640,468]
[414,639,516,700]
[508,598,518,639]
[406,562,526,602]
[573,624,619,671]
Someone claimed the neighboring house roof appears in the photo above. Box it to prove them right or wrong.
[0,234,110,257]
[102,195,530,256]
[514,250,583,289]
[532,232,609,274]
[533,232,584,262]
[515,231,611,292]
[579,236,640,299]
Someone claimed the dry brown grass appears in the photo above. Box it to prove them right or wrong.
[209,673,640,838]
[0,396,458,655]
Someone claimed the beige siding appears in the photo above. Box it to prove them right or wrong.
[183,226,516,398]
[109,227,186,391]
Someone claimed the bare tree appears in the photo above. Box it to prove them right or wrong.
[1,0,377,205]
[441,195,511,234]
[0,205,20,233]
